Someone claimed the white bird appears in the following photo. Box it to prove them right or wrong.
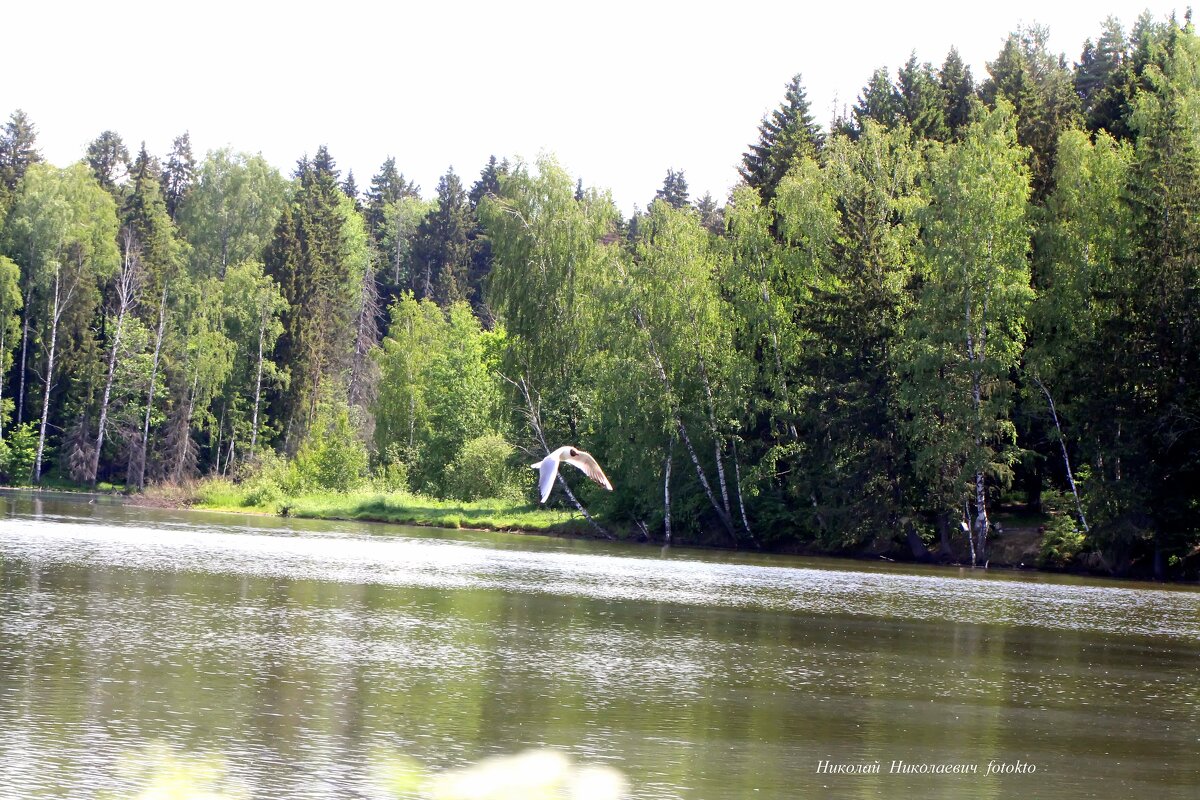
[532,446,613,503]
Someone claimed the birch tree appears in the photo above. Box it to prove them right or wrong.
[3,163,118,483]
[901,104,1032,565]
[89,228,144,486]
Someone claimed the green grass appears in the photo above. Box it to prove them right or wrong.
[192,479,580,533]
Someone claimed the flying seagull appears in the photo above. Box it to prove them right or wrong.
[532,446,613,503]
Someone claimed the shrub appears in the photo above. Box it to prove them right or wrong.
[1038,514,1087,568]
[291,401,369,493]
[443,433,523,502]
[371,443,410,493]
[0,422,38,485]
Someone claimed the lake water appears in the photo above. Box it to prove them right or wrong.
[0,490,1196,798]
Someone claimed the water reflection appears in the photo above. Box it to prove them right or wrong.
[0,491,1197,799]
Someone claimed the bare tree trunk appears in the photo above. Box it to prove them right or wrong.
[731,437,756,546]
[0,308,7,441]
[212,404,226,476]
[695,352,732,518]
[34,265,76,484]
[135,285,168,491]
[663,438,673,546]
[753,257,798,440]
[91,232,142,488]
[248,312,266,461]
[1032,375,1089,533]
[349,259,381,433]
[974,470,989,566]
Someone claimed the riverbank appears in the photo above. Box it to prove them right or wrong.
[9,480,1190,581]
[144,480,584,534]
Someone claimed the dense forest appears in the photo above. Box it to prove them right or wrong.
[1,12,1197,578]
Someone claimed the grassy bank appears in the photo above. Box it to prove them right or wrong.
[188,479,581,533]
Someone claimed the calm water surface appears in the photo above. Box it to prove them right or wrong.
[0,490,1197,799]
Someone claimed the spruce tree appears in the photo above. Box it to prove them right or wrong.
[265,146,365,447]
[366,157,419,245]
[984,26,1082,198]
[898,54,949,140]
[853,67,902,132]
[469,155,506,209]
[654,168,690,209]
[85,131,131,195]
[0,109,42,191]
[412,168,473,306]
[161,132,196,220]
[741,73,824,200]
[938,47,977,136]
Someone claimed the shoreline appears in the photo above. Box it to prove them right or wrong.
[4,484,1196,584]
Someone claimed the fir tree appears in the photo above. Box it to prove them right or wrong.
[853,67,902,132]
[85,131,131,195]
[161,132,196,221]
[898,54,949,140]
[939,47,978,136]
[412,168,473,307]
[366,157,419,244]
[0,109,42,191]
[469,155,506,209]
[654,168,690,209]
[342,169,360,208]
[741,73,824,200]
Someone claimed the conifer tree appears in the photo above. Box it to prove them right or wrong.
[264,146,367,448]
[938,48,977,136]
[853,67,902,131]
[654,169,690,209]
[161,132,196,220]
[741,73,824,200]
[0,109,42,191]
[85,131,131,195]
[984,26,1082,198]
[469,155,506,209]
[412,168,472,306]
[898,54,950,140]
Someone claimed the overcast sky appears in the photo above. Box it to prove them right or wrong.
[1,1,1185,214]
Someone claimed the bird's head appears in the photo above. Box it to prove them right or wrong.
[568,447,578,457]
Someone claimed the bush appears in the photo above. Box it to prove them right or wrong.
[0,422,38,485]
[371,443,410,493]
[1038,514,1087,568]
[443,433,523,502]
[291,402,369,493]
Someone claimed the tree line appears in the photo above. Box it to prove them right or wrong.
[0,11,1197,578]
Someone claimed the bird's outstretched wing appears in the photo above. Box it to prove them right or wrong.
[563,450,614,491]
[537,458,560,503]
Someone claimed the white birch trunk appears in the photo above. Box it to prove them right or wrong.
[248,312,266,461]
[663,439,673,545]
[34,267,72,484]
[635,308,738,543]
[1032,375,1089,533]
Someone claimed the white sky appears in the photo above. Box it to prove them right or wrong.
[1,1,1185,215]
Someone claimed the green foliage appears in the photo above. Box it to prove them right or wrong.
[290,398,369,493]
[2,11,1200,569]
[374,295,505,495]
[0,422,38,484]
[741,73,824,200]
[444,433,522,502]
[1038,515,1088,568]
